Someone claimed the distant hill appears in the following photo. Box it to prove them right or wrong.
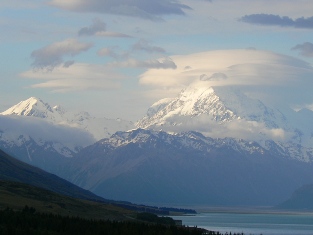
[0,148,105,202]
[276,184,313,211]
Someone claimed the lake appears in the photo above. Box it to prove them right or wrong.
[171,212,313,235]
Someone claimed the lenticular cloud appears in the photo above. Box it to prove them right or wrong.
[139,49,313,107]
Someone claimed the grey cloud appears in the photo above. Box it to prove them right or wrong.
[200,73,228,81]
[97,48,118,58]
[139,58,177,69]
[97,47,129,60]
[246,47,257,51]
[50,0,192,20]
[31,39,93,71]
[112,58,177,69]
[239,14,313,29]
[292,42,313,57]
[132,39,166,54]
[78,18,106,36]
[63,60,75,68]
[78,18,131,37]
[95,32,131,38]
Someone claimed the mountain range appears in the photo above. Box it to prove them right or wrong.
[62,128,313,206]
[1,82,313,207]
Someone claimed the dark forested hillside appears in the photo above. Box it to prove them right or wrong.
[0,148,105,202]
[0,207,206,235]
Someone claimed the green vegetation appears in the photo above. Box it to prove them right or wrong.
[0,207,205,235]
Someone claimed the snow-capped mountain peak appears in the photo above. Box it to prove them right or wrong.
[1,97,55,118]
[137,85,237,130]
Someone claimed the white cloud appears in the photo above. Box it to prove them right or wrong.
[21,63,123,92]
[200,72,228,81]
[31,38,93,71]
[148,114,292,142]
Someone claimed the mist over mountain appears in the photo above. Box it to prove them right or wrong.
[1,97,134,140]
[0,97,133,174]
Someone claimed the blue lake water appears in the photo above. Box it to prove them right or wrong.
[171,212,313,235]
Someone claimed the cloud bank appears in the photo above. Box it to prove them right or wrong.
[21,63,123,92]
[49,0,192,20]
[31,39,93,71]
[239,14,313,29]
[0,115,95,149]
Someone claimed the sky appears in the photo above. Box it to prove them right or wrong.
[1,0,313,121]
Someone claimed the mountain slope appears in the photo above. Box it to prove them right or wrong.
[65,129,313,206]
[0,148,105,202]
[276,184,313,211]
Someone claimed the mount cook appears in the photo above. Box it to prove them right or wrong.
[1,81,313,206]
